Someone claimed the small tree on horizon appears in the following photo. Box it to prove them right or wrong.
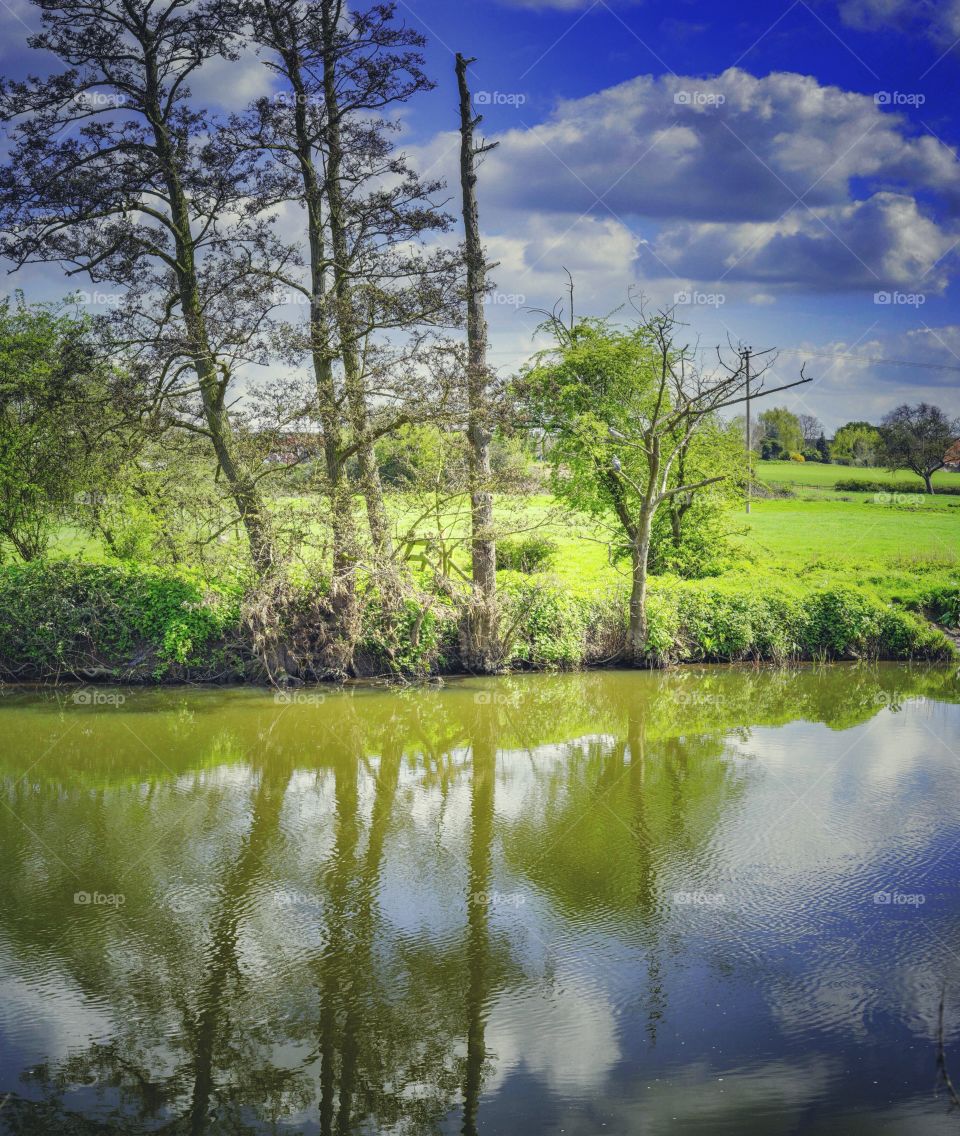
[880,403,959,494]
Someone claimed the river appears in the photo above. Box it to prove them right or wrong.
[0,664,958,1133]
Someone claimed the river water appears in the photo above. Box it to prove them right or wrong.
[0,664,959,1134]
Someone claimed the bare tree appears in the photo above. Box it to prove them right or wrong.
[455,54,499,669]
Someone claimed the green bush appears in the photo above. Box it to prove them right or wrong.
[497,534,559,574]
[645,579,954,664]
[834,478,960,496]
[359,593,456,677]
[499,572,588,667]
[0,561,242,678]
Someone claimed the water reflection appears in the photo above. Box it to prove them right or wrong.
[0,664,958,1133]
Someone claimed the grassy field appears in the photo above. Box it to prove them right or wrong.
[757,459,959,498]
[43,463,960,607]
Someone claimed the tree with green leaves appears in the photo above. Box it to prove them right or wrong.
[880,403,959,494]
[520,309,803,663]
[758,406,803,459]
[0,0,290,574]
[0,297,121,561]
[831,420,881,467]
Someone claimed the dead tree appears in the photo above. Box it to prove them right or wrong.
[456,53,499,669]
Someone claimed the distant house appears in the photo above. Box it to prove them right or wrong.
[263,431,322,466]
[945,440,960,472]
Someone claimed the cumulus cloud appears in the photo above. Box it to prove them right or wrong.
[646,192,958,292]
[477,69,960,223]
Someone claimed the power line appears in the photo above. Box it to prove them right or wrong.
[776,348,960,374]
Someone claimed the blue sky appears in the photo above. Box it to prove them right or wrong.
[2,0,959,428]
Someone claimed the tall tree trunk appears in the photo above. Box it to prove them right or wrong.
[276,13,359,627]
[924,471,935,495]
[462,715,495,1136]
[456,53,498,669]
[627,508,654,666]
[145,74,274,575]
[321,1,393,565]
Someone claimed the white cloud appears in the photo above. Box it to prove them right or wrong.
[838,0,960,44]
[476,69,960,224]
[647,192,958,292]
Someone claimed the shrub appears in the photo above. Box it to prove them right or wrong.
[834,477,960,496]
[644,579,954,664]
[499,572,588,667]
[0,561,242,678]
[789,452,805,462]
[359,593,456,677]
[497,534,558,574]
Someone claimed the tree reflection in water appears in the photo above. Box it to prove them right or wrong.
[0,665,957,1133]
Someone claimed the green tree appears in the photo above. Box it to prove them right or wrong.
[0,297,118,560]
[880,403,959,494]
[519,313,751,663]
[649,416,746,577]
[831,421,881,467]
[758,406,803,458]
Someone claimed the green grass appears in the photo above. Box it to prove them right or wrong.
[39,472,960,610]
[758,459,957,491]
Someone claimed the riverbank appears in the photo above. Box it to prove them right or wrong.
[1,561,955,684]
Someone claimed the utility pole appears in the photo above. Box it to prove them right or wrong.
[744,346,752,515]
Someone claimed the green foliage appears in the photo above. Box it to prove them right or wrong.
[921,584,960,628]
[830,478,960,496]
[832,422,881,467]
[489,433,543,492]
[359,593,456,677]
[0,295,123,561]
[376,424,467,490]
[497,534,558,574]
[648,418,746,578]
[0,561,242,678]
[499,572,589,668]
[643,579,954,664]
[518,318,661,522]
[758,407,803,458]
[880,403,958,486]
